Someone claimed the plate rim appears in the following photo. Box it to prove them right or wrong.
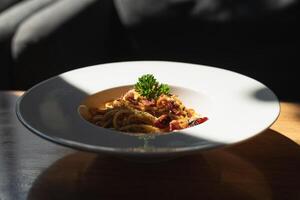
[15,60,281,155]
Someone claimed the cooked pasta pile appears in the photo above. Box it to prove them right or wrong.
[87,89,208,134]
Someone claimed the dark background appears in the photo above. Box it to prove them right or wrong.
[1,0,299,100]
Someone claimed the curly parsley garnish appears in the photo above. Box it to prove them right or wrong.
[134,74,170,99]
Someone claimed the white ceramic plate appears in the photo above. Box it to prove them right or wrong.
[16,61,280,159]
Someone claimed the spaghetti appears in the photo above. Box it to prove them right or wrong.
[87,88,208,134]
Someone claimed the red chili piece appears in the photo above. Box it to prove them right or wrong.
[189,117,208,127]
[195,117,208,125]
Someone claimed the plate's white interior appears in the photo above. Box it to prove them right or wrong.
[17,61,280,155]
[61,61,279,143]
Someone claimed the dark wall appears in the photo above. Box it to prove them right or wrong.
[2,0,299,100]
[120,1,300,100]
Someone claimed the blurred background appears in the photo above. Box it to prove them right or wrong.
[1,0,299,100]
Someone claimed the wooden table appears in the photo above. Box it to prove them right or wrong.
[1,91,300,200]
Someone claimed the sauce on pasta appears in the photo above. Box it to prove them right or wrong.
[86,88,208,134]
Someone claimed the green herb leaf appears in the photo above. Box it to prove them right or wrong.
[159,84,170,95]
[134,74,170,99]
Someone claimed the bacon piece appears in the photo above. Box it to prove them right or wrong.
[141,99,156,107]
[154,114,171,129]
[171,107,181,115]
[169,120,182,131]
[168,102,181,115]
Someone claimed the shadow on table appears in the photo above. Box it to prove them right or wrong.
[27,129,300,200]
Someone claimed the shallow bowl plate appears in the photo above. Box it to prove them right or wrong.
[16,61,280,159]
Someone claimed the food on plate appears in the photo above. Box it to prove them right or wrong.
[86,74,208,134]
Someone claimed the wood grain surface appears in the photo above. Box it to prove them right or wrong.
[1,91,300,200]
[270,102,300,144]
